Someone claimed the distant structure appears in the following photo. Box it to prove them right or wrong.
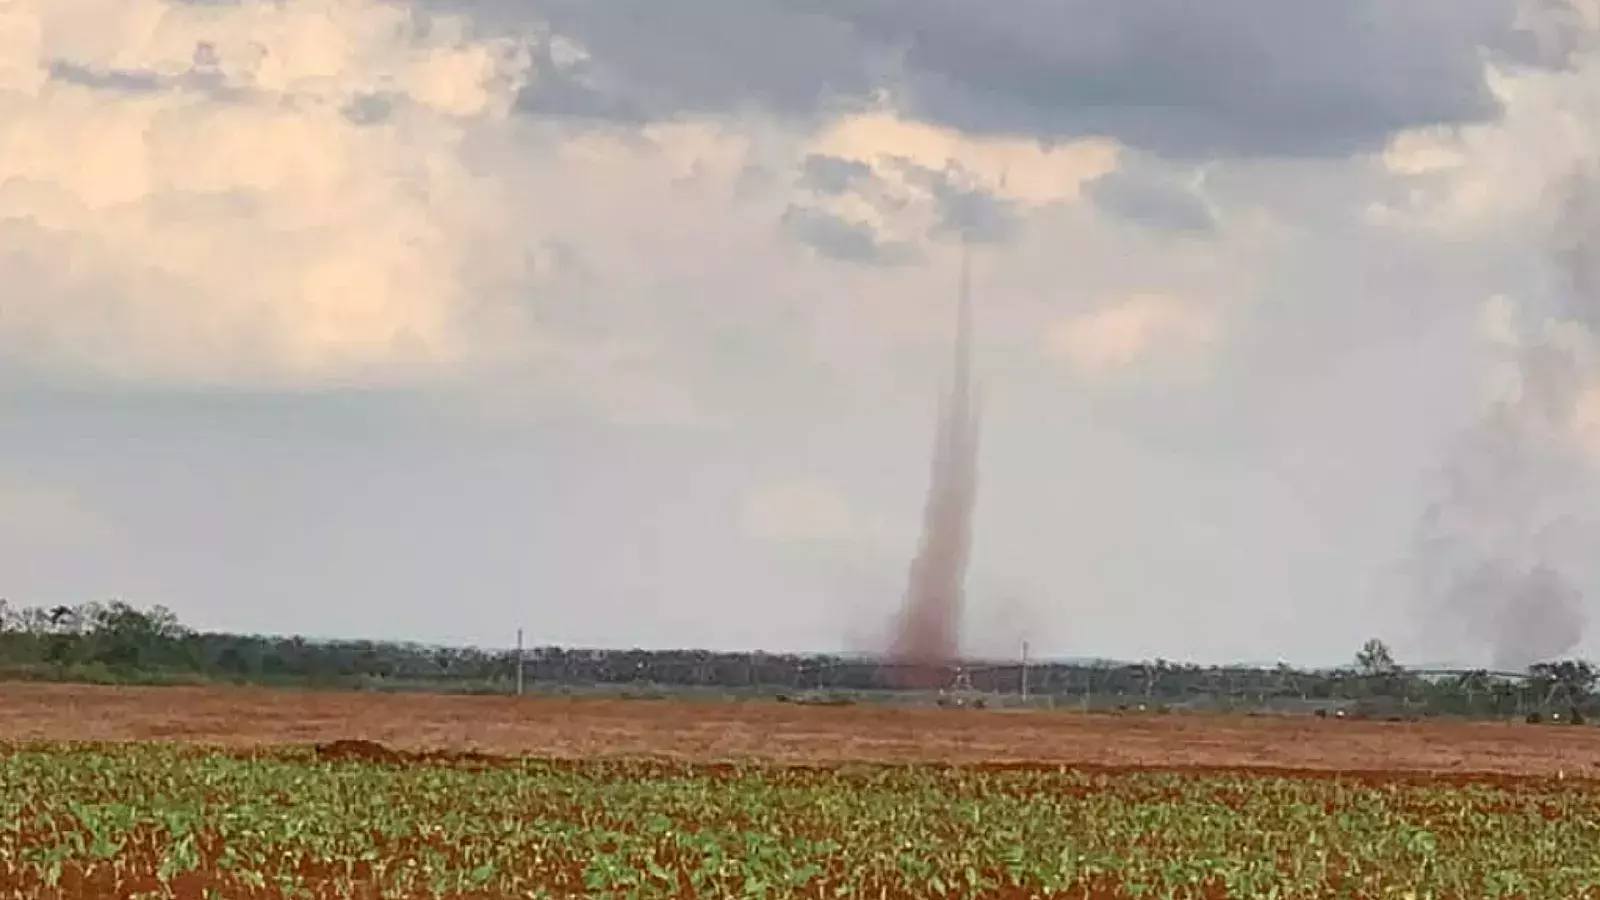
[887,249,981,689]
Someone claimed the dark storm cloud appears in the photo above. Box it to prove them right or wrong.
[832,0,1532,158]
[513,42,649,122]
[467,0,1559,158]
[891,160,1022,244]
[343,92,398,126]
[508,0,875,122]
[785,154,1019,254]
[1087,168,1218,235]
[929,183,1021,244]
[779,205,918,266]
[47,48,256,104]
[797,154,875,197]
[47,60,164,93]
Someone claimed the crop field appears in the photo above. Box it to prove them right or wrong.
[0,684,1598,899]
[1,741,1598,899]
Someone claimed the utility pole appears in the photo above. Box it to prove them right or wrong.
[1021,640,1030,702]
[515,627,524,696]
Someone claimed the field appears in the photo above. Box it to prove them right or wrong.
[1,684,1598,899]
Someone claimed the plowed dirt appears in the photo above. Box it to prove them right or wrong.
[0,682,1595,776]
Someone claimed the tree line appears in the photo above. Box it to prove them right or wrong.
[0,600,1594,718]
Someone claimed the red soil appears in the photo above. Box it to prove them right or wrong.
[0,681,1596,777]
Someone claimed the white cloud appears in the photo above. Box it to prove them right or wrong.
[799,110,1120,247]
[1045,292,1219,378]
[0,0,534,388]
[807,111,1123,204]
[1369,57,1600,238]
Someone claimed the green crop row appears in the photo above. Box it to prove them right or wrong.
[0,742,1596,899]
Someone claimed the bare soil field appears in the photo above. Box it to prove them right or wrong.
[1,681,1596,777]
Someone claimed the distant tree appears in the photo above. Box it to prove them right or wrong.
[1353,638,1405,700]
[1528,660,1597,719]
[1,597,1598,717]
[1355,639,1399,676]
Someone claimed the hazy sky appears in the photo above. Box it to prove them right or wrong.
[7,0,1600,667]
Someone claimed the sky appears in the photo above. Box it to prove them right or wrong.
[7,0,1600,667]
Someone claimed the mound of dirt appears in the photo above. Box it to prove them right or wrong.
[313,739,403,764]
[311,738,506,768]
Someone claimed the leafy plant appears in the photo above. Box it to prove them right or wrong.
[0,743,1595,899]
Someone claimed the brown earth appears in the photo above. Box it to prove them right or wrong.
[1,681,1597,777]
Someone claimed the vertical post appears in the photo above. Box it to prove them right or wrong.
[1020,640,1030,703]
[515,628,524,696]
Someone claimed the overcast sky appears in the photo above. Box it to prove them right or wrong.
[7,0,1600,667]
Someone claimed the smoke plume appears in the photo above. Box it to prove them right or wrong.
[888,253,981,688]
[1410,162,1600,670]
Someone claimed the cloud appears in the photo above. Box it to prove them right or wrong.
[0,0,536,389]
[776,112,1114,260]
[796,153,874,196]
[1086,164,1219,235]
[779,204,919,266]
[458,0,1573,158]
[856,0,1540,157]
[1408,74,1600,470]
[1365,57,1600,241]
[513,36,647,123]
[894,160,1024,244]
[1046,292,1219,377]
[806,111,1120,206]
